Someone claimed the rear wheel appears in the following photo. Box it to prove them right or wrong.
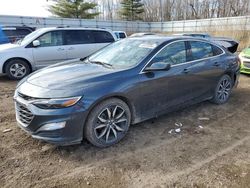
[5,59,31,80]
[211,75,232,104]
[84,98,131,147]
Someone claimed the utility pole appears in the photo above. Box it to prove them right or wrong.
[159,0,163,22]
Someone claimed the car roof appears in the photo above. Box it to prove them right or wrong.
[36,27,114,33]
[173,33,210,36]
[128,34,229,50]
[128,34,211,43]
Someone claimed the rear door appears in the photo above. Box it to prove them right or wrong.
[65,30,95,59]
[65,30,115,60]
[187,40,225,96]
[32,30,67,68]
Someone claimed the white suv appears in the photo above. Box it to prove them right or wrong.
[0,27,116,79]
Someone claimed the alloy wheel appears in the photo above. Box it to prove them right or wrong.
[217,77,232,103]
[94,105,128,143]
[9,63,27,79]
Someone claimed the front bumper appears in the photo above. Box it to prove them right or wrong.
[14,94,89,146]
[239,57,250,74]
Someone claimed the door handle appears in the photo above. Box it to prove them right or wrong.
[57,48,65,51]
[183,68,190,74]
[213,62,220,67]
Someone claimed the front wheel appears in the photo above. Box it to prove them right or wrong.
[211,74,233,104]
[84,98,131,147]
[5,59,31,80]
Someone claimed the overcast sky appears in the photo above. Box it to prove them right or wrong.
[0,0,52,17]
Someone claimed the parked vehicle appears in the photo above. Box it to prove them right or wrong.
[0,26,9,44]
[113,31,127,40]
[2,26,35,43]
[239,47,250,74]
[14,36,240,147]
[0,27,116,80]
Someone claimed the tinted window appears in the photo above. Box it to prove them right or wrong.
[14,29,31,36]
[151,41,187,65]
[190,41,213,60]
[119,33,126,39]
[65,30,95,45]
[3,29,31,37]
[92,31,114,43]
[212,45,223,56]
[37,31,63,47]
[3,30,13,37]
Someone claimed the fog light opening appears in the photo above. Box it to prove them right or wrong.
[37,121,66,132]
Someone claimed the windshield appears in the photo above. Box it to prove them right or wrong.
[88,38,160,69]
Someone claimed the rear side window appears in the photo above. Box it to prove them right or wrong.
[212,45,224,56]
[151,41,187,65]
[65,30,95,45]
[37,31,63,47]
[119,33,126,39]
[190,41,213,60]
[92,31,115,43]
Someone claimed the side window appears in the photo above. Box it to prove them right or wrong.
[212,45,223,56]
[3,30,13,37]
[119,33,126,39]
[14,29,31,37]
[92,31,115,43]
[151,41,187,65]
[190,41,213,60]
[37,31,63,47]
[65,30,95,45]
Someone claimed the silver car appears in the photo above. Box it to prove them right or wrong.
[0,27,116,79]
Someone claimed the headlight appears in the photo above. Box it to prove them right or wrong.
[32,96,82,109]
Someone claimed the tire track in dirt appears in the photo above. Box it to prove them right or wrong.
[25,103,250,187]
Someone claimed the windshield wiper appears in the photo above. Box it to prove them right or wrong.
[80,57,113,68]
[88,59,113,68]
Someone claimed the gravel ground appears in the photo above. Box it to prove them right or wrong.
[0,74,249,188]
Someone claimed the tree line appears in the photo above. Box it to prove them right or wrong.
[48,0,250,21]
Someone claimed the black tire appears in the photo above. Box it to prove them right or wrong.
[211,74,233,104]
[5,59,31,80]
[84,98,131,148]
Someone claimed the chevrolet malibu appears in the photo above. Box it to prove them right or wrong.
[14,36,240,147]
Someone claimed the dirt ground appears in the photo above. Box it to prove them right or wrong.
[0,74,249,188]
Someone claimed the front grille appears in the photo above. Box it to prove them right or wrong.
[243,61,250,68]
[16,102,34,127]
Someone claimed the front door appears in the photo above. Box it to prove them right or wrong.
[138,41,200,117]
[32,31,67,69]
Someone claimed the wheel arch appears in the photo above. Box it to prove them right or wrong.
[3,57,32,73]
[224,71,236,85]
[85,94,138,126]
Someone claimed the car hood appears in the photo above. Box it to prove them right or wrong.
[0,43,20,51]
[18,59,116,98]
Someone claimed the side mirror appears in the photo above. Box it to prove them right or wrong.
[144,62,171,72]
[32,40,40,47]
